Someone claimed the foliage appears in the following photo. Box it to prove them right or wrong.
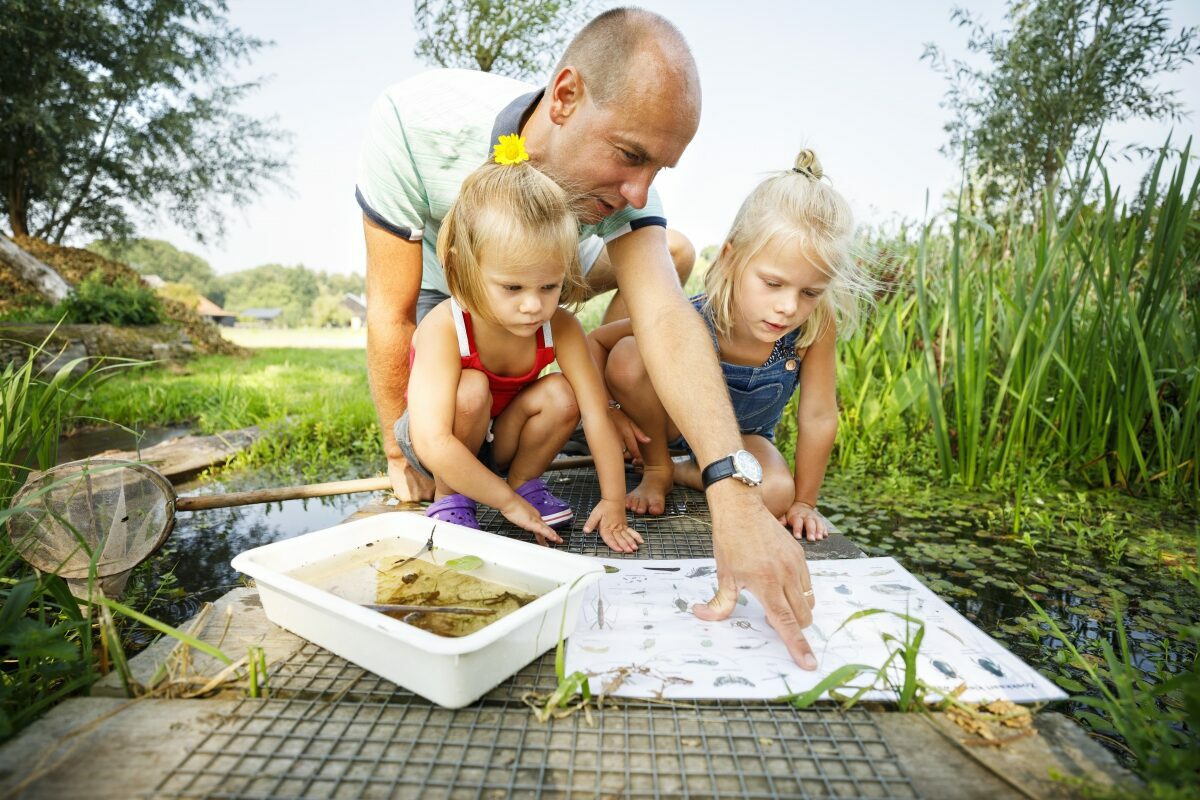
[80,347,383,480]
[1026,586,1199,793]
[814,141,1198,503]
[0,338,114,739]
[218,263,364,327]
[59,269,165,326]
[923,0,1200,215]
[88,238,223,304]
[413,0,595,80]
[0,0,289,243]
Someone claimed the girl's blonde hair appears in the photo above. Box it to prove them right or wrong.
[704,149,875,350]
[438,160,586,323]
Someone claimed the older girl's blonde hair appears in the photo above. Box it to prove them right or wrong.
[703,149,875,350]
[438,160,586,323]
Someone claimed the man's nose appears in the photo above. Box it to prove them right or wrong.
[618,170,654,210]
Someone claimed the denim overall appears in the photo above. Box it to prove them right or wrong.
[691,294,802,443]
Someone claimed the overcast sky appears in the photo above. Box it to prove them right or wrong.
[131,0,1200,275]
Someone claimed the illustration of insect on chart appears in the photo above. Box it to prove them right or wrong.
[566,557,1066,704]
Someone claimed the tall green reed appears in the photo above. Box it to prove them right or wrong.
[830,139,1198,503]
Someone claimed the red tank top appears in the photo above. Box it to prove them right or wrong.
[409,298,557,419]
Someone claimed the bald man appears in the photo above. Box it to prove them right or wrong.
[357,8,819,670]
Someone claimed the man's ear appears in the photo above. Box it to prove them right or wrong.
[548,66,584,125]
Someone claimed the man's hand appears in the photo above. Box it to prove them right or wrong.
[694,492,818,670]
[388,456,434,503]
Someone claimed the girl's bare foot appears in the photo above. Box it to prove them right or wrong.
[626,464,674,515]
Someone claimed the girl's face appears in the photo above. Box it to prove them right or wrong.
[730,235,831,345]
[478,246,566,337]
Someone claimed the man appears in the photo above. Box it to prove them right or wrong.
[357,8,818,670]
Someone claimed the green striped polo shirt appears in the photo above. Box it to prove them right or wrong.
[356,69,667,295]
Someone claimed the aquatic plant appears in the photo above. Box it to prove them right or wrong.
[1024,586,1199,794]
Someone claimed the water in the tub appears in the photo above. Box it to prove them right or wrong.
[289,541,549,638]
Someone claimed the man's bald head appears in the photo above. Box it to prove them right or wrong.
[552,7,701,112]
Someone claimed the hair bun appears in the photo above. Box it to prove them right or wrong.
[792,149,823,180]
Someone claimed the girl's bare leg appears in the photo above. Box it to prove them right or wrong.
[434,369,493,500]
[743,434,795,517]
[607,337,678,515]
[491,373,580,486]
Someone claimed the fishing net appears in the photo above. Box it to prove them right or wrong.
[6,458,175,598]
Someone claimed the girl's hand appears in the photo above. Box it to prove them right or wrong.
[584,498,644,553]
[609,407,651,461]
[780,502,828,542]
[500,496,562,547]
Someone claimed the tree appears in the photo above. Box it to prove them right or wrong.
[413,0,595,80]
[924,0,1199,212]
[0,0,289,244]
[87,238,222,303]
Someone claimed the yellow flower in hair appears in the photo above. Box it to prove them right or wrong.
[493,134,529,166]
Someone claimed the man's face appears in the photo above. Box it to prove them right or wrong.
[539,75,698,225]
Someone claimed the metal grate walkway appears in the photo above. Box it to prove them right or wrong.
[154,470,919,799]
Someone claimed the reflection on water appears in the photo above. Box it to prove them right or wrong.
[128,470,378,643]
[56,425,195,464]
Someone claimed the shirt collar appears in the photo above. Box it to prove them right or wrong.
[490,89,545,143]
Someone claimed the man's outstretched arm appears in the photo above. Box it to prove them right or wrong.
[606,227,819,670]
[363,215,433,502]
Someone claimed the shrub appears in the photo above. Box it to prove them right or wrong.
[59,270,164,326]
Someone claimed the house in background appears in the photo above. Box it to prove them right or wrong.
[342,293,367,328]
[240,308,284,327]
[196,296,237,327]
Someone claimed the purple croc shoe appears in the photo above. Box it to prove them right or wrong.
[515,479,574,529]
[425,493,479,529]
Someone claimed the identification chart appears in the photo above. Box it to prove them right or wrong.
[566,557,1066,704]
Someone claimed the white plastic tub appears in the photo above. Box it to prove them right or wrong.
[230,512,604,708]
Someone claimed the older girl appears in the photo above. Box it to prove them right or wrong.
[589,149,873,541]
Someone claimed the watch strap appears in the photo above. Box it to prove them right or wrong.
[701,456,735,489]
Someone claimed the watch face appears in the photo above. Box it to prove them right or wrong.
[733,450,763,485]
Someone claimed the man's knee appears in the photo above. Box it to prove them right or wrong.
[456,370,492,418]
[666,229,696,285]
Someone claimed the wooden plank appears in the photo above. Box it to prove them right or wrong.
[0,697,242,799]
[93,425,260,482]
[91,588,305,698]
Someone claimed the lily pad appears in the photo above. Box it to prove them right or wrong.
[445,555,484,571]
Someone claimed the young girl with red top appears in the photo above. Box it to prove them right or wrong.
[396,135,642,552]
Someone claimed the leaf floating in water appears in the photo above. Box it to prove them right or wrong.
[977,657,1004,677]
[835,584,851,595]
[870,583,914,595]
[445,555,484,571]
[603,565,620,574]
[714,674,755,687]
[932,660,958,679]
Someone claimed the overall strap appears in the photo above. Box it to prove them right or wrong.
[448,297,475,358]
[538,318,554,349]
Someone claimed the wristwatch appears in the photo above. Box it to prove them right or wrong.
[701,449,763,489]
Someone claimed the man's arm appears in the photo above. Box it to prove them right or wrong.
[363,214,433,502]
[605,227,819,670]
